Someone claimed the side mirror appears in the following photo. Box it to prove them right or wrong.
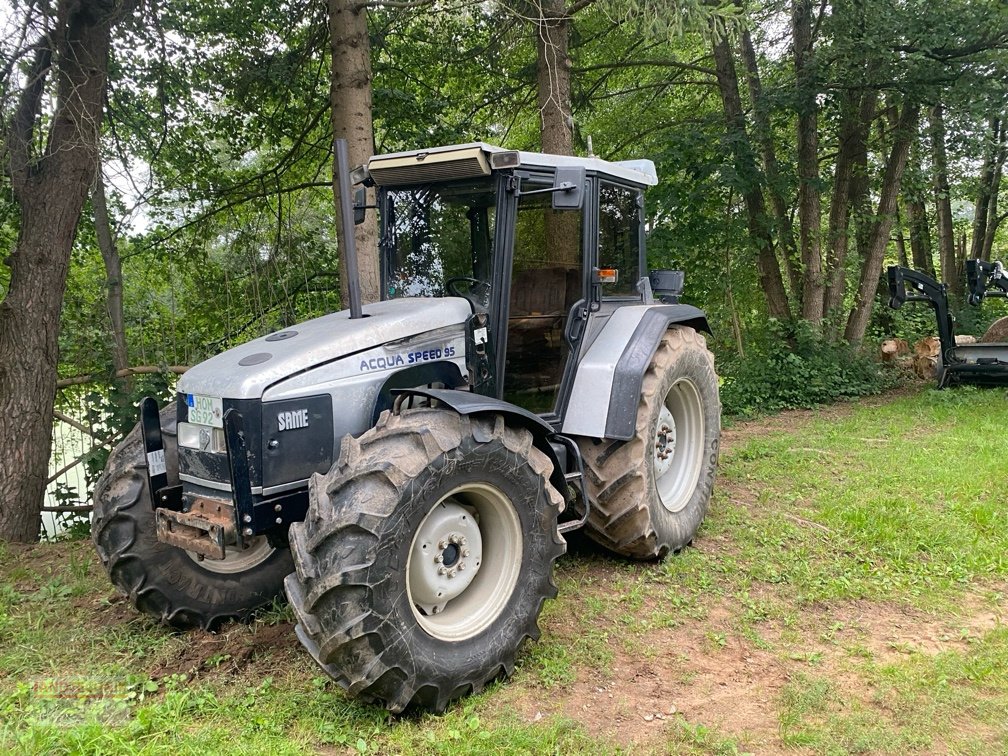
[551,166,585,210]
[353,187,367,225]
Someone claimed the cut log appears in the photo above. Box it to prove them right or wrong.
[894,355,915,372]
[913,354,938,379]
[913,336,940,358]
[879,338,910,362]
[981,316,1008,343]
[954,334,977,345]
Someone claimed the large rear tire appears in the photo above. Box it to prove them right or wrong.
[577,326,720,559]
[92,406,293,630]
[285,408,565,713]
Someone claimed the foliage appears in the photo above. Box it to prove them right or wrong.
[719,320,900,417]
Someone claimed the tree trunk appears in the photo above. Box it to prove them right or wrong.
[534,0,579,265]
[970,117,999,262]
[329,0,380,305]
[981,120,1006,261]
[536,0,573,156]
[711,32,792,321]
[824,90,876,322]
[894,203,909,267]
[930,103,957,294]
[0,0,127,542]
[844,100,920,345]
[792,0,823,323]
[906,198,934,277]
[739,28,801,300]
[93,175,129,375]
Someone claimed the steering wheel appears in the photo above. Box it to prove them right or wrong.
[446,276,491,310]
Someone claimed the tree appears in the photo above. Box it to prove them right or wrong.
[0,0,137,541]
[330,0,381,304]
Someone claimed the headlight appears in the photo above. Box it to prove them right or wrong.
[177,422,227,453]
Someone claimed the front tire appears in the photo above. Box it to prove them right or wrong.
[577,326,720,559]
[92,406,293,630]
[284,408,565,713]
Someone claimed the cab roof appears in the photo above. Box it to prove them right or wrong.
[366,142,658,188]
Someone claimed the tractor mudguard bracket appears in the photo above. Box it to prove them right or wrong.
[139,396,182,511]
[223,408,255,549]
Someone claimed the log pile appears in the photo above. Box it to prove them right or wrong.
[912,336,940,379]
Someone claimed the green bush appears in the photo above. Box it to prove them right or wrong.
[718,320,900,418]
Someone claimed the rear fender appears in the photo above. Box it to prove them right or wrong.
[560,305,711,441]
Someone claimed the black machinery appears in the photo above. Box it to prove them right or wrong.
[887,260,1008,388]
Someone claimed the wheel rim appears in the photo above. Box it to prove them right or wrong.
[653,378,705,514]
[407,483,523,641]
[185,536,274,574]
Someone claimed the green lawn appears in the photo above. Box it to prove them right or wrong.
[1,386,1006,754]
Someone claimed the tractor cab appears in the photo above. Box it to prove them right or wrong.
[360,143,660,416]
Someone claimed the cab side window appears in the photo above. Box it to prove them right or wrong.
[598,183,642,297]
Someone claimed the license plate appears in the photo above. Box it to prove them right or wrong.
[186,394,223,428]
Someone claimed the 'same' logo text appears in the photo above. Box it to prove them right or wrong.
[278,409,309,431]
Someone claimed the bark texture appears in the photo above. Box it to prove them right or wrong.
[792,0,823,323]
[534,0,580,265]
[844,100,920,345]
[329,0,380,305]
[0,0,130,541]
[824,90,876,319]
[93,175,129,375]
[930,103,958,294]
[711,32,792,321]
[739,29,801,300]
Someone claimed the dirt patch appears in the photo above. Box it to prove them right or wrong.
[506,587,791,752]
[721,385,923,450]
[505,573,1007,753]
[149,621,298,681]
[828,590,1005,661]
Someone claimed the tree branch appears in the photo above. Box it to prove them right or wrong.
[6,42,52,193]
[573,58,715,77]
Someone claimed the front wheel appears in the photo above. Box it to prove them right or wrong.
[92,406,293,630]
[577,326,721,559]
[285,408,565,713]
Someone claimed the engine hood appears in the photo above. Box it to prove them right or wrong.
[177,297,472,400]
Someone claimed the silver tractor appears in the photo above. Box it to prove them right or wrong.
[93,141,721,712]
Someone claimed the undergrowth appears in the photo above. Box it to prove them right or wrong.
[718,320,900,417]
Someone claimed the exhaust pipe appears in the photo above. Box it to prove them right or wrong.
[334,138,364,320]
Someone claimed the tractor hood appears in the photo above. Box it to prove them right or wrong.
[177,297,472,401]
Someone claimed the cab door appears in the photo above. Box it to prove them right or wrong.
[496,172,589,418]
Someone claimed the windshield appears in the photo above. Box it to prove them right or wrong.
[382,180,497,301]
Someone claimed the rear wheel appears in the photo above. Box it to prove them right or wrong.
[285,408,565,713]
[92,406,293,630]
[577,326,720,559]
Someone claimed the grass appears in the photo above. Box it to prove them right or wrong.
[1,385,1006,754]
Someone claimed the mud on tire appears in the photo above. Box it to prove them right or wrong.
[284,408,566,713]
[92,406,293,630]
[577,326,720,559]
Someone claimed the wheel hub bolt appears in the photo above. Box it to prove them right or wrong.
[462,549,470,558]
[434,554,443,563]
[438,540,448,550]
[458,562,465,571]
[437,567,446,576]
